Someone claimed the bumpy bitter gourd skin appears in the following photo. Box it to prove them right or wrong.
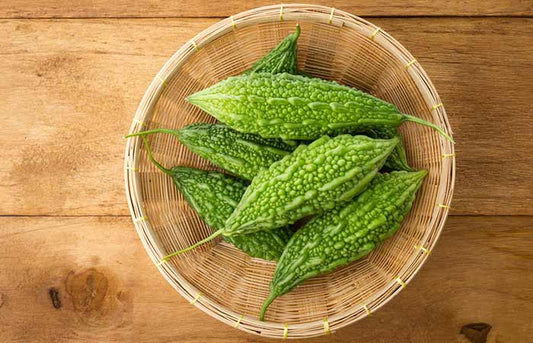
[172,167,293,261]
[260,170,427,320]
[225,135,398,236]
[187,72,453,142]
[179,123,296,180]
[124,125,296,180]
[244,25,300,75]
[246,32,412,171]
[187,72,402,139]
[248,32,413,171]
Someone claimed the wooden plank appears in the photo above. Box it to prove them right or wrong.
[1,18,532,216]
[1,0,532,18]
[0,18,217,216]
[0,216,530,342]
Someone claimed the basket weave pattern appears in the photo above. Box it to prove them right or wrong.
[124,4,455,339]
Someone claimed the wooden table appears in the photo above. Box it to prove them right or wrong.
[1,1,532,342]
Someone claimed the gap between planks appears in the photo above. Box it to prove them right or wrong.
[1,15,532,20]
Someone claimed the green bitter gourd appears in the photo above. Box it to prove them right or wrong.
[164,134,398,257]
[135,137,293,261]
[246,27,412,171]
[186,72,453,142]
[226,134,398,234]
[260,170,427,320]
[171,166,293,261]
[126,124,296,180]
[244,25,300,75]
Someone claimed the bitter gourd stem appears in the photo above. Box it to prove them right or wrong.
[162,229,224,260]
[126,129,184,175]
[259,293,277,321]
[125,128,182,140]
[139,136,173,175]
[402,114,454,143]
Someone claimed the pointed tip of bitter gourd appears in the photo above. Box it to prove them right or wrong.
[185,92,207,107]
[417,169,429,177]
[402,114,454,143]
[409,169,428,182]
[406,169,428,189]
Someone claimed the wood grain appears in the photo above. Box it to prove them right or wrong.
[371,18,533,215]
[2,1,531,341]
[1,0,532,18]
[0,19,216,216]
[1,18,532,216]
[0,216,531,342]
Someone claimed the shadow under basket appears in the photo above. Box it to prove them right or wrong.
[124,4,455,339]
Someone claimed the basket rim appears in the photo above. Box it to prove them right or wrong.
[124,3,455,339]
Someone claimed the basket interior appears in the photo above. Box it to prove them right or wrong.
[132,18,448,327]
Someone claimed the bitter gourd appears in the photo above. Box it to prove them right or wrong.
[260,170,427,320]
[171,166,293,261]
[127,124,296,180]
[166,135,398,257]
[135,136,293,261]
[226,135,399,234]
[246,32,413,171]
[244,25,300,75]
[187,72,453,142]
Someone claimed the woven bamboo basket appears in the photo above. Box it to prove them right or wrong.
[124,4,455,339]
